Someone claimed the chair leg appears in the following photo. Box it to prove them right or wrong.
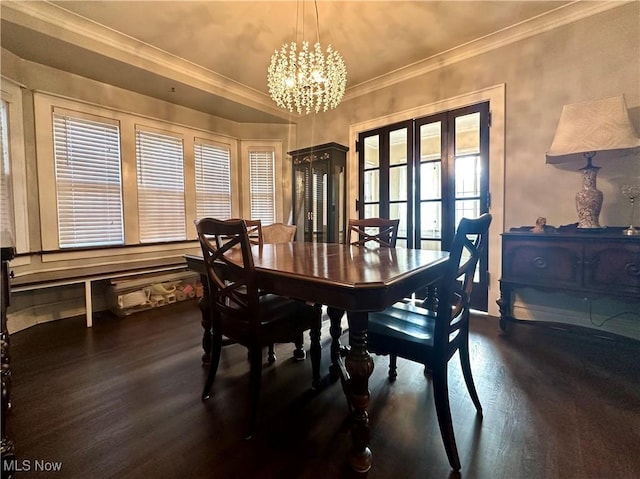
[388,354,398,381]
[432,366,461,471]
[202,330,223,400]
[459,339,482,415]
[328,307,345,380]
[268,343,276,364]
[292,333,306,361]
[309,326,321,389]
[245,345,263,440]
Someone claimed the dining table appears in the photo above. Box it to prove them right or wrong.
[185,241,449,473]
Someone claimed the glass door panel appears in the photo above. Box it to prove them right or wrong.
[359,121,413,246]
[311,162,328,242]
[358,104,489,309]
[416,117,444,252]
[389,127,409,244]
[390,202,408,247]
[420,161,441,199]
[362,135,380,217]
[364,204,379,218]
[293,165,310,241]
[420,202,442,240]
[455,112,480,155]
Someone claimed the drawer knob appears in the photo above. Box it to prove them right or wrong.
[532,256,547,269]
[626,261,640,277]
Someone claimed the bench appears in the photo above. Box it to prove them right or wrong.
[11,262,190,328]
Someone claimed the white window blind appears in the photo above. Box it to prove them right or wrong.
[194,141,231,220]
[249,150,275,224]
[136,129,186,242]
[0,100,15,245]
[53,112,124,248]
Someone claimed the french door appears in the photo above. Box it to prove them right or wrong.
[357,102,490,311]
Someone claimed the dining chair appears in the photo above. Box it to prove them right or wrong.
[195,217,322,438]
[261,222,302,363]
[346,217,400,247]
[219,219,302,362]
[328,217,401,380]
[229,218,263,246]
[216,219,262,349]
[262,222,297,244]
[366,213,492,471]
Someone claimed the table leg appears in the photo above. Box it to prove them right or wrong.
[327,306,345,380]
[345,311,374,473]
[198,274,212,365]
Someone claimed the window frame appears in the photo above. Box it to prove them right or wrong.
[135,125,186,243]
[194,138,233,221]
[240,140,284,224]
[1,80,29,255]
[52,109,125,248]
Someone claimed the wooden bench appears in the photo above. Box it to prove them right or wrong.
[11,262,190,328]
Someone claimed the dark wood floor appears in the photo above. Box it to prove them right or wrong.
[6,301,640,479]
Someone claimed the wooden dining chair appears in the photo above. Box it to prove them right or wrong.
[347,217,400,247]
[262,222,297,244]
[195,217,322,438]
[228,218,263,246]
[260,222,303,363]
[220,218,299,362]
[328,217,401,380]
[366,213,492,471]
[216,219,262,349]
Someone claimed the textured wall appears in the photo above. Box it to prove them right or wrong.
[295,3,640,230]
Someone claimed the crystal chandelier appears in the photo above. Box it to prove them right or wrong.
[267,1,347,115]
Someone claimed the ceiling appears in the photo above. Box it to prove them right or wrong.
[1,1,592,124]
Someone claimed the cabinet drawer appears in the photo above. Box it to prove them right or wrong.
[584,242,640,296]
[502,240,580,288]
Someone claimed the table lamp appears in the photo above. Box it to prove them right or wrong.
[546,95,640,229]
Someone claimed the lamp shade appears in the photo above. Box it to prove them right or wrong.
[546,95,640,166]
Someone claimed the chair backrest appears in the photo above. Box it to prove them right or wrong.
[432,213,492,359]
[262,223,296,244]
[227,218,263,246]
[347,218,400,247]
[243,219,263,246]
[195,218,259,326]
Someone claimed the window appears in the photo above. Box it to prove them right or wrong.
[135,128,186,242]
[53,112,124,248]
[249,149,275,224]
[0,100,15,245]
[2,81,28,254]
[194,140,231,220]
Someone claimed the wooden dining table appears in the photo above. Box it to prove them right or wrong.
[185,242,449,473]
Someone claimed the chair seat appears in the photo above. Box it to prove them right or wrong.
[220,294,318,344]
[369,302,436,344]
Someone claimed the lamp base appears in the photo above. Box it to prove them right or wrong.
[623,226,639,236]
[575,164,602,229]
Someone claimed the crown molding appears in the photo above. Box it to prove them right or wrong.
[343,1,632,101]
[2,1,630,114]
[2,0,295,120]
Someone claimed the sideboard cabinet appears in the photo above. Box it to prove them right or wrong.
[289,143,348,243]
[497,229,640,338]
